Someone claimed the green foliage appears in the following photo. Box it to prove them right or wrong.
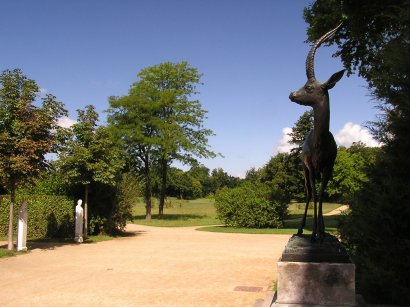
[261,153,296,203]
[214,182,288,228]
[109,172,141,231]
[288,110,314,149]
[107,61,216,217]
[19,169,69,196]
[88,215,107,235]
[340,152,410,305]
[304,2,410,304]
[0,69,67,188]
[57,105,124,235]
[57,105,123,188]
[327,144,379,202]
[165,167,198,199]
[0,248,19,258]
[0,194,74,239]
[0,68,67,248]
[259,111,314,202]
[132,197,220,227]
[210,168,241,191]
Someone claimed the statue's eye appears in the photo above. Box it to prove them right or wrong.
[305,85,314,93]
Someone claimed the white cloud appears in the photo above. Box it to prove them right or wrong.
[275,123,380,154]
[335,122,380,148]
[58,116,76,128]
[39,88,48,94]
[276,127,296,153]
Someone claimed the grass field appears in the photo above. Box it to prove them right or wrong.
[132,197,344,234]
[132,198,220,227]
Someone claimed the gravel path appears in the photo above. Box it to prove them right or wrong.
[0,224,290,307]
[323,205,349,216]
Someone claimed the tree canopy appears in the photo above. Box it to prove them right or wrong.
[304,1,410,304]
[108,61,215,218]
[0,68,66,249]
[57,105,124,236]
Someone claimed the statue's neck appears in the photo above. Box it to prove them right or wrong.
[312,96,330,146]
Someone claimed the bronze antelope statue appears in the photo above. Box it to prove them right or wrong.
[289,24,345,242]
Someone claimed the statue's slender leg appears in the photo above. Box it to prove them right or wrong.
[310,170,317,242]
[317,168,331,241]
[298,165,312,235]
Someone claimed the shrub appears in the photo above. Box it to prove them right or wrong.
[108,172,140,232]
[214,182,287,228]
[339,153,410,305]
[0,194,74,239]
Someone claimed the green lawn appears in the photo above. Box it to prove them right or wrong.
[132,197,220,227]
[132,198,344,234]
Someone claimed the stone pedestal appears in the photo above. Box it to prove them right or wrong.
[17,201,28,251]
[274,234,356,307]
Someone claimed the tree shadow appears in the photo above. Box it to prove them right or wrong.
[133,214,207,221]
[26,230,145,250]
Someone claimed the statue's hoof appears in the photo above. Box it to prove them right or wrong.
[297,229,303,236]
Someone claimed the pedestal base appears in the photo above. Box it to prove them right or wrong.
[274,234,356,307]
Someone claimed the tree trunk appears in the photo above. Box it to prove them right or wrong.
[84,184,89,239]
[144,166,152,220]
[159,158,168,216]
[7,184,16,250]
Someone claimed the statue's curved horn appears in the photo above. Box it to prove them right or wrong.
[306,22,343,80]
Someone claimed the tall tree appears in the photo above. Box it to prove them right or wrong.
[0,69,66,250]
[137,62,216,216]
[57,105,123,237]
[108,62,216,218]
[108,82,159,219]
[304,1,410,304]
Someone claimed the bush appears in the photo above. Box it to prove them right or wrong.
[0,194,74,239]
[108,172,140,232]
[339,153,410,305]
[214,182,287,228]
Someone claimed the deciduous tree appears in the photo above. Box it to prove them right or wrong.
[137,62,216,216]
[0,69,66,250]
[108,62,216,218]
[57,105,123,237]
[304,2,410,303]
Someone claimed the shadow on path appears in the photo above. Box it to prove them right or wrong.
[133,214,207,221]
[0,230,146,252]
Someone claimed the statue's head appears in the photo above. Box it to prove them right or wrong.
[289,23,345,107]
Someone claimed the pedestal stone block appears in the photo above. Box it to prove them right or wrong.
[274,234,356,307]
[17,201,28,251]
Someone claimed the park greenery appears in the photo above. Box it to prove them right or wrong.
[304,0,410,304]
[1,1,408,303]
[0,66,380,234]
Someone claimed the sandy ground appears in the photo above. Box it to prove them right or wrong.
[0,225,290,307]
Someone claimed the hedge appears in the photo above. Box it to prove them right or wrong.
[0,194,74,239]
[214,182,288,228]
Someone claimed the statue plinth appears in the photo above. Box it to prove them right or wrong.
[281,234,351,263]
[273,234,356,307]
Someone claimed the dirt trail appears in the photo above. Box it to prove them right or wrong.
[0,224,290,307]
[323,205,349,216]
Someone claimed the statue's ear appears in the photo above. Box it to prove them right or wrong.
[323,69,345,90]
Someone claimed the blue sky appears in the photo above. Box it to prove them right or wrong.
[1,0,378,177]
